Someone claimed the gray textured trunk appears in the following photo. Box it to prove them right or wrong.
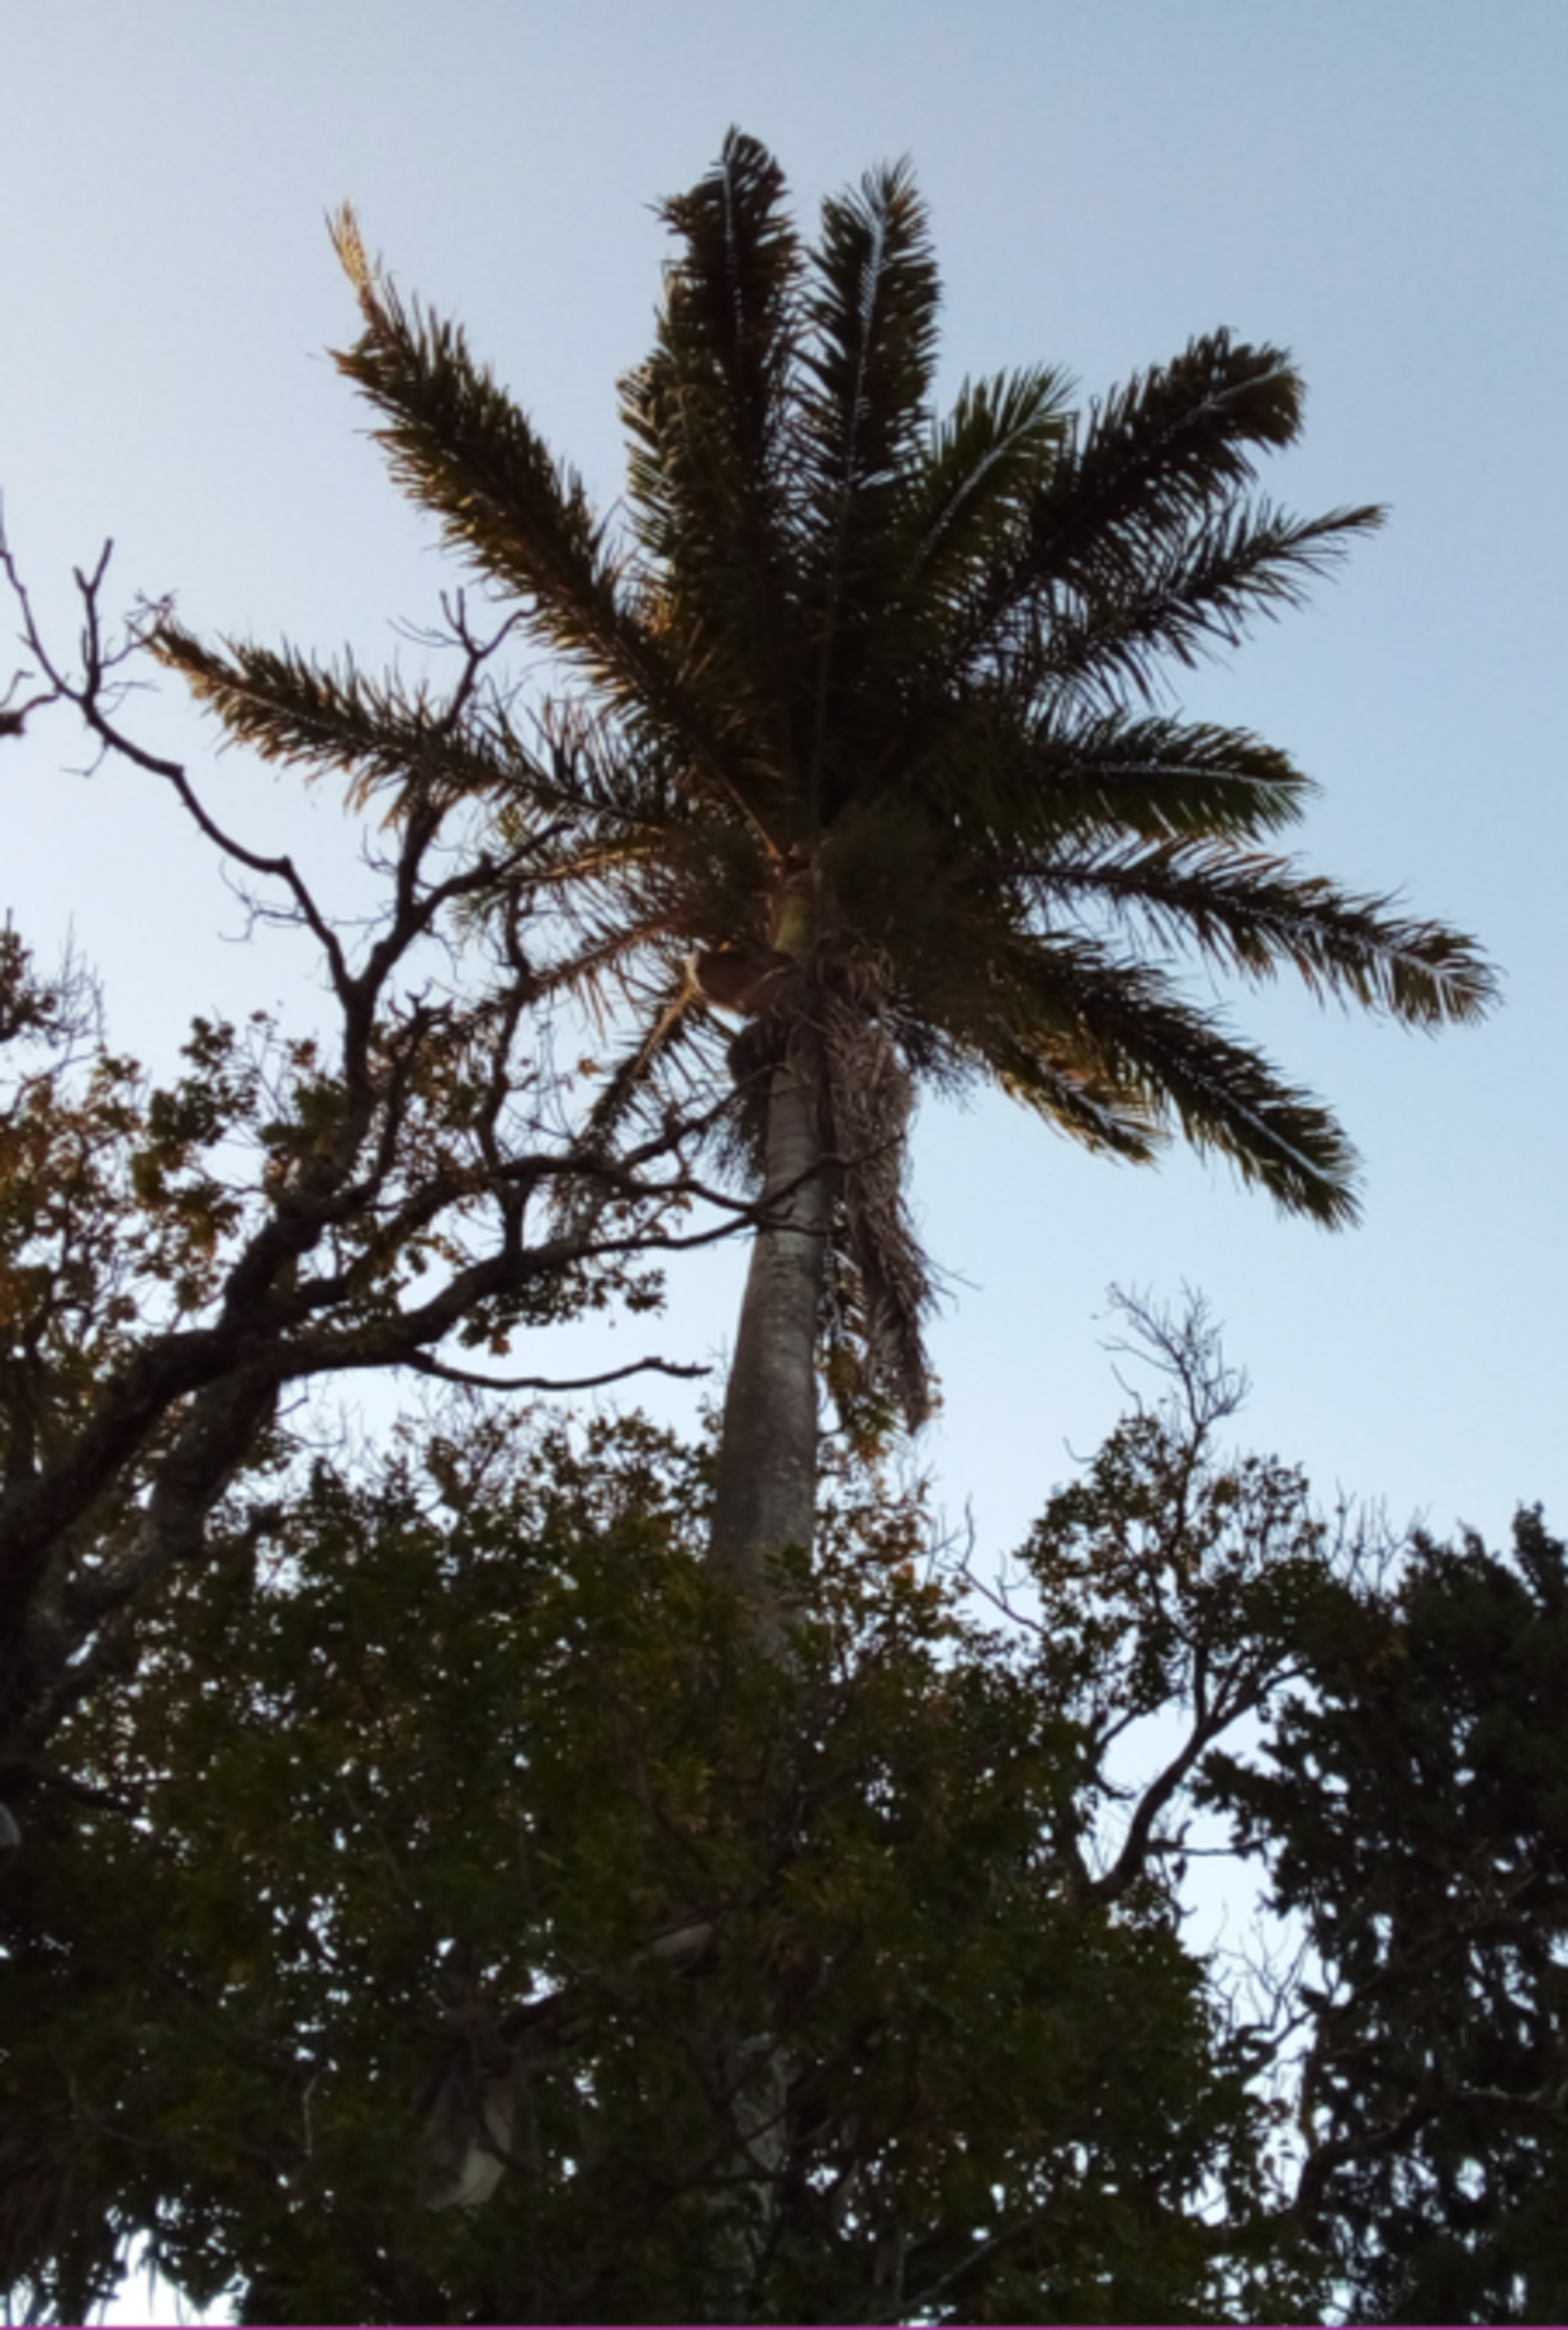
[708,1054,829,1633]
[700,1053,829,2283]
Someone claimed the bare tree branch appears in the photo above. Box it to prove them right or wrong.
[402,1350,711,1394]
[0,539,750,1795]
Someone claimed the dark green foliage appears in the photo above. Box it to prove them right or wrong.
[6,1294,1565,2322]
[1206,1510,1568,2325]
[1,1388,1324,2325]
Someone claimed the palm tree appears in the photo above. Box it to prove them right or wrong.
[157,131,1496,1640]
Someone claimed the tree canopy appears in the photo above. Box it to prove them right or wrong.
[5,1294,1566,2324]
[0,1313,1319,2323]
[1208,1504,1568,2324]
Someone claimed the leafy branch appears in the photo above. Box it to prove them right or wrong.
[0,537,751,1803]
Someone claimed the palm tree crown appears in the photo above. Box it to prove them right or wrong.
[156,132,1496,1598]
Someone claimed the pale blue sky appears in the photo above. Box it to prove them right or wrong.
[4,0,1563,1589]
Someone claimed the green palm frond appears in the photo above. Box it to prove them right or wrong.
[899,366,1073,618]
[620,130,804,795]
[982,1031,1163,1163]
[801,159,940,513]
[623,129,801,567]
[987,941,1361,1222]
[825,369,1073,817]
[796,161,945,827]
[521,701,696,847]
[332,210,614,656]
[943,331,1365,688]
[1026,503,1385,708]
[915,712,1312,845]
[149,624,520,806]
[332,210,765,832]
[1097,982,1364,1225]
[1063,329,1308,535]
[878,914,1158,1155]
[1024,842,1501,1025]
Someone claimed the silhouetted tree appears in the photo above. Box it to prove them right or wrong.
[1208,1508,1568,2324]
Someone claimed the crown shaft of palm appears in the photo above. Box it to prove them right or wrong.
[158,135,1497,1637]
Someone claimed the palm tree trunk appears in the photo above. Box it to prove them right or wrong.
[418,1063,829,2237]
[708,1050,829,1640]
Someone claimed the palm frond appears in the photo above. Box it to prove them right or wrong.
[1062,329,1309,537]
[332,210,616,655]
[1112,994,1362,1226]
[620,131,805,801]
[149,624,521,808]
[979,1028,1163,1160]
[945,330,1364,679]
[1022,502,1384,709]
[624,130,801,565]
[895,923,1162,1158]
[506,914,678,1024]
[332,210,763,832]
[574,967,721,1155]
[824,370,1076,816]
[1004,945,1361,1223]
[523,700,702,846]
[899,367,1073,618]
[1021,840,1501,1026]
[916,711,1313,846]
[796,160,944,826]
[801,158,941,508]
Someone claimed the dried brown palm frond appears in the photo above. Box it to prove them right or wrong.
[819,982,930,1434]
[728,956,933,1434]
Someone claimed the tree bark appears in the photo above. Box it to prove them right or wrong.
[708,1052,829,1643]
[415,1063,830,2238]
